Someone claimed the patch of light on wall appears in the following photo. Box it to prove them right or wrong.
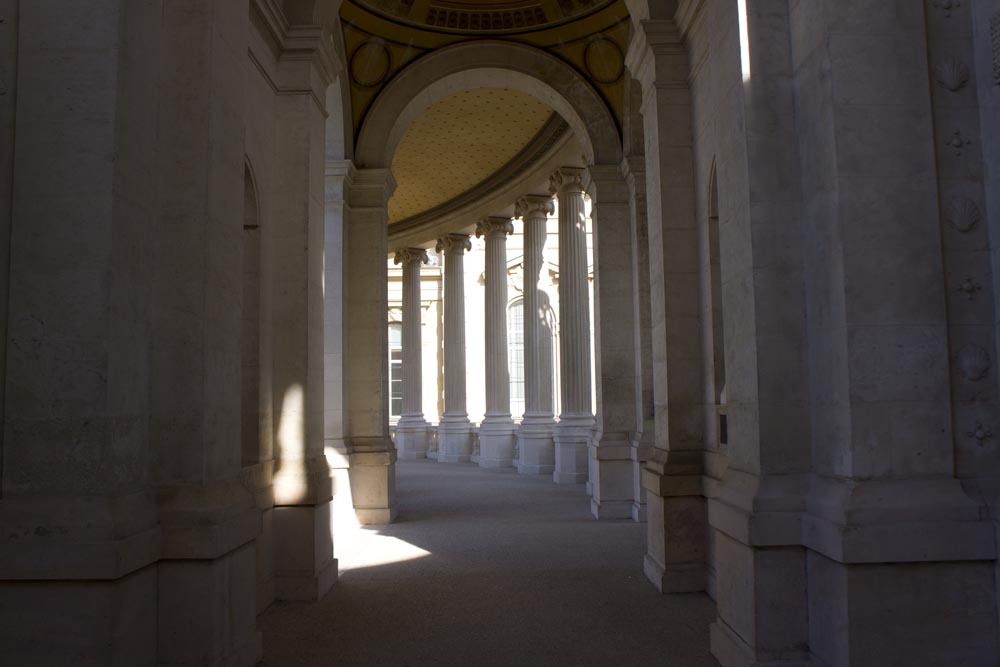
[738,0,751,81]
[276,383,306,460]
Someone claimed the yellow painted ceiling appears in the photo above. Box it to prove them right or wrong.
[388,88,553,224]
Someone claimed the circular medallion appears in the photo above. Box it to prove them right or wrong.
[350,40,392,88]
[584,37,624,85]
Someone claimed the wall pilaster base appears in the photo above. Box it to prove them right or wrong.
[554,419,592,484]
[273,502,337,601]
[158,543,261,666]
[643,456,707,593]
[348,448,397,525]
[589,435,635,519]
[710,619,811,667]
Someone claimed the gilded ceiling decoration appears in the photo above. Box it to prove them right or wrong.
[388,88,554,223]
[343,0,628,232]
[353,0,616,34]
[341,0,629,134]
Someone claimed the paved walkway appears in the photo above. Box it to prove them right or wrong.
[260,459,719,666]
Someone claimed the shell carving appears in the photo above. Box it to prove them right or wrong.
[946,196,982,233]
[957,344,991,381]
[934,57,970,91]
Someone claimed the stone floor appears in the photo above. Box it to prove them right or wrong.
[260,459,720,666]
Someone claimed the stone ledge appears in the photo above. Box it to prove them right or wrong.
[0,493,161,580]
[708,473,996,564]
[0,525,161,581]
[157,478,261,561]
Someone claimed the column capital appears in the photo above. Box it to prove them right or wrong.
[549,167,587,196]
[515,194,555,219]
[393,247,429,265]
[435,233,472,255]
[476,216,514,239]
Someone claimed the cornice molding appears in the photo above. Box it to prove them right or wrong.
[250,0,343,94]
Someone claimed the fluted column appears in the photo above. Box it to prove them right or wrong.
[393,248,430,459]
[476,217,516,468]
[516,195,557,475]
[551,167,594,484]
[436,233,473,463]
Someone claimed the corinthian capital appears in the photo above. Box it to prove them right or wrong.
[435,233,472,255]
[515,194,555,219]
[393,247,430,265]
[549,167,587,195]
[476,216,514,239]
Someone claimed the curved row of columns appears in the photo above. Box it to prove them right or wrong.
[392,167,593,484]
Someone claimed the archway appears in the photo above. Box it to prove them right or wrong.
[336,37,638,524]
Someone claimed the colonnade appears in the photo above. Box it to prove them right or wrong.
[392,167,592,484]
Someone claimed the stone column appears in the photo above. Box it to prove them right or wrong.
[393,248,430,459]
[516,195,557,474]
[436,233,473,462]
[551,168,595,484]
[476,217,516,468]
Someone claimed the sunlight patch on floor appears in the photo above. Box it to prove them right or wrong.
[337,528,432,572]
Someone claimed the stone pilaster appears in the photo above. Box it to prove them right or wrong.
[586,164,640,519]
[551,168,595,484]
[393,248,430,460]
[626,18,707,595]
[621,153,655,524]
[345,168,398,524]
[476,217,516,468]
[436,233,473,463]
[516,195,557,474]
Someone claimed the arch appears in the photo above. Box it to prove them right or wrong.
[355,40,621,169]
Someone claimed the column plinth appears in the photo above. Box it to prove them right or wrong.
[551,168,594,485]
[436,233,473,463]
[476,217,516,468]
[515,195,557,474]
[393,248,430,459]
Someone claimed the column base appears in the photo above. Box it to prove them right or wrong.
[479,419,516,468]
[710,619,810,667]
[517,417,555,475]
[591,498,634,519]
[273,502,338,601]
[0,566,159,666]
[348,447,397,525]
[632,440,652,523]
[643,459,707,593]
[438,416,472,463]
[395,417,429,460]
[589,434,634,519]
[158,543,262,666]
[553,417,592,484]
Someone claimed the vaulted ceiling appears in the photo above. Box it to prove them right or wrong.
[340,0,629,229]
